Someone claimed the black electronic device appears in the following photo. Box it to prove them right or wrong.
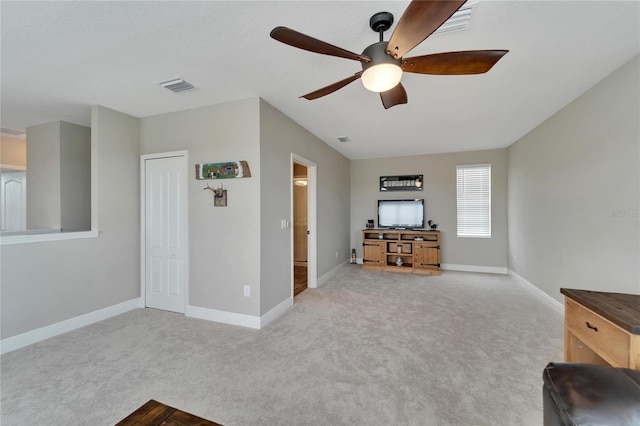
[377,199,424,229]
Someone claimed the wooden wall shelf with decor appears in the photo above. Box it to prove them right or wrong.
[362,229,441,275]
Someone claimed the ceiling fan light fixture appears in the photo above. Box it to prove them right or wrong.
[361,42,403,92]
[362,63,403,92]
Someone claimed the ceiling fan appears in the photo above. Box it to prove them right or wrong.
[270,0,508,109]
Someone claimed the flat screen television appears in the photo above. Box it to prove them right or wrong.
[377,199,424,229]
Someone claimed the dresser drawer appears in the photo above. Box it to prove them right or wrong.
[565,298,630,367]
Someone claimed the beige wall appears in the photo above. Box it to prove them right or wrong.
[60,122,91,232]
[1,136,26,168]
[351,149,508,269]
[26,121,61,230]
[1,106,141,339]
[5,97,344,339]
[259,99,351,313]
[23,121,91,231]
[508,55,640,302]
[139,99,262,317]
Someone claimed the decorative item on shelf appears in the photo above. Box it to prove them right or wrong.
[195,161,251,180]
[427,219,438,231]
[378,233,384,239]
[397,245,402,254]
[366,219,375,229]
[351,249,357,264]
[203,183,227,206]
[380,175,423,192]
[396,257,403,266]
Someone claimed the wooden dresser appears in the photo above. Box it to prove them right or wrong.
[561,288,640,370]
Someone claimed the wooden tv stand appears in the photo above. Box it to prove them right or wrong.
[362,229,441,275]
[561,288,640,370]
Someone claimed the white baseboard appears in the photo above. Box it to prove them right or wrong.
[0,298,142,355]
[260,296,292,328]
[317,260,349,287]
[187,296,293,330]
[508,269,564,315]
[186,305,260,329]
[441,264,508,274]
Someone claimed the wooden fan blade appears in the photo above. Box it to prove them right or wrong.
[402,50,509,75]
[386,0,467,59]
[301,72,363,100]
[270,27,371,62]
[380,83,408,109]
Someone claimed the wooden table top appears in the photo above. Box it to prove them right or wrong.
[116,399,222,426]
[561,288,640,334]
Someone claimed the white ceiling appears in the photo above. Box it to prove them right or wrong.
[2,1,638,160]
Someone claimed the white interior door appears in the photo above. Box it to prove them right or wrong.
[143,154,187,313]
[1,171,27,232]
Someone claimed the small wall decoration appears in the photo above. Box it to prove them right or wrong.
[203,183,227,207]
[195,161,251,180]
[380,175,423,191]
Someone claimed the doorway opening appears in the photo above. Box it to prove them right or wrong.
[291,154,317,297]
[293,162,308,296]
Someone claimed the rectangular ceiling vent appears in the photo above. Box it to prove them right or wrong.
[159,78,195,93]
[433,0,477,36]
[1,127,25,136]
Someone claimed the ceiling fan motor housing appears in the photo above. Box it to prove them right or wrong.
[361,42,402,71]
[361,42,403,92]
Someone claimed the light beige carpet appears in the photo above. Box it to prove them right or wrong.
[0,267,563,425]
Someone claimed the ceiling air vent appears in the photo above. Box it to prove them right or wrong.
[433,0,477,36]
[337,136,351,143]
[159,78,195,93]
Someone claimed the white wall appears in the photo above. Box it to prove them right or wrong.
[0,106,141,339]
[351,149,508,270]
[508,55,640,302]
[139,99,262,317]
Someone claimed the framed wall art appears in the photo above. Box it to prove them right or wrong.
[380,175,423,191]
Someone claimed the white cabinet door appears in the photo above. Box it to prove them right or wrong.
[1,171,26,232]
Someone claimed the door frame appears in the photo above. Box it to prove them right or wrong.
[291,154,317,294]
[140,150,189,313]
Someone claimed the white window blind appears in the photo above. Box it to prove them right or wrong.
[456,164,491,238]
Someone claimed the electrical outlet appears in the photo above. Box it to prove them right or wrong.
[244,285,250,297]
[335,251,339,258]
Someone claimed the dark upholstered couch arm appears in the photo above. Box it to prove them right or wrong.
[543,362,640,426]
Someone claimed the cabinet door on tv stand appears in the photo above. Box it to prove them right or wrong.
[363,241,385,266]
[414,244,440,268]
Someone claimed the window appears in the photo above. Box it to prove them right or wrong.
[456,164,491,238]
